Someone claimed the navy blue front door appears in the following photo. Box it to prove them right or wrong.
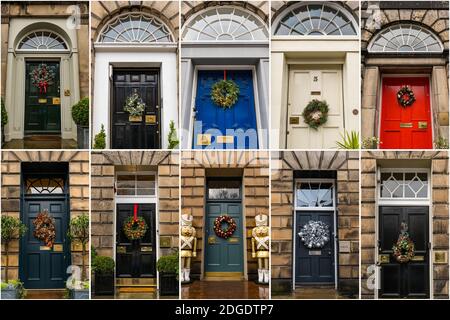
[20,199,70,289]
[205,202,244,273]
[193,70,258,149]
[295,211,335,284]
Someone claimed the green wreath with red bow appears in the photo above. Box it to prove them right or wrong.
[123,216,148,240]
[213,215,237,239]
[30,63,56,94]
[397,85,416,107]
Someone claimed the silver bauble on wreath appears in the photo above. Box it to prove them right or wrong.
[298,220,330,249]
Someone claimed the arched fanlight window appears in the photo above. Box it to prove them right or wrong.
[273,2,358,36]
[182,6,268,41]
[368,23,443,53]
[17,31,68,51]
[98,13,174,43]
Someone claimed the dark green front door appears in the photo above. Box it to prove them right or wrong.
[25,61,61,134]
[205,202,243,273]
[20,199,70,289]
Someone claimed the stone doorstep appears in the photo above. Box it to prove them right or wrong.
[116,277,156,286]
[25,289,66,299]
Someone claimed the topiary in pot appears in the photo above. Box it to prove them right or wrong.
[67,213,89,281]
[157,250,179,296]
[93,124,106,149]
[92,255,115,296]
[71,97,89,148]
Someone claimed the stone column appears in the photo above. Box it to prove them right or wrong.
[361,66,379,142]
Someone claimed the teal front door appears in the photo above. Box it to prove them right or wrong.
[25,61,61,134]
[205,202,244,273]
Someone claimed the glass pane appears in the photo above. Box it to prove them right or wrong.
[18,31,67,50]
[296,182,334,207]
[207,180,241,200]
[380,171,428,199]
[26,178,65,194]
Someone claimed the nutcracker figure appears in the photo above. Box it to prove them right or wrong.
[251,214,269,284]
[180,214,197,283]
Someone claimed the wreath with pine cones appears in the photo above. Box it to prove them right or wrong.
[397,85,416,107]
[213,215,237,239]
[33,210,56,247]
[302,99,329,130]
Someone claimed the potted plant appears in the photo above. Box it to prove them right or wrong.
[1,97,8,147]
[92,255,115,296]
[157,250,179,296]
[93,124,106,149]
[168,120,179,149]
[66,213,89,299]
[1,216,27,299]
[71,97,89,149]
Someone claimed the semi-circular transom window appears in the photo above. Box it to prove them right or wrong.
[17,31,68,51]
[273,3,357,36]
[98,13,174,43]
[368,23,443,53]
[182,6,268,41]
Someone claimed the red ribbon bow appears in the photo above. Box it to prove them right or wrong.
[133,204,138,222]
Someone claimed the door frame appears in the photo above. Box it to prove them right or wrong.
[19,170,71,289]
[113,170,159,288]
[292,178,338,290]
[188,65,263,149]
[200,177,247,280]
[375,167,432,299]
[377,74,433,149]
[109,67,162,149]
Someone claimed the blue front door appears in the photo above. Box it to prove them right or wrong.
[205,202,244,273]
[295,211,335,284]
[193,70,258,149]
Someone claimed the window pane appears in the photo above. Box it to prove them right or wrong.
[18,31,68,50]
[207,180,241,200]
[26,178,65,194]
[296,182,334,207]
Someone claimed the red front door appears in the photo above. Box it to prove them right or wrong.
[380,77,432,149]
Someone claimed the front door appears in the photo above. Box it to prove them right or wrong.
[287,65,343,148]
[116,204,156,278]
[20,173,70,289]
[380,77,432,149]
[193,69,258,149]
[25,61,61,134]
[378,206,429,298]
[112,69,160,149]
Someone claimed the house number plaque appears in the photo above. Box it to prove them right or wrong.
[53,244,63,252]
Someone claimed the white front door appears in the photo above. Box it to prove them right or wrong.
[287,65,344,149]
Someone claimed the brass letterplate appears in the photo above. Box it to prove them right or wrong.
[40,246,51,251]
[228,237,239,243]
[400,122,413,128]
[289,117,300,125]
[140,246,153,252]
[217,136,234,144]
[411,255,425,262]
[117,246,126,254]
[309,250,321,256]
[197,134,211,146]
[52,97,60,105]
[53,244,63,252]
[145,115,156,124]
[418,121,428,129]
[208,236,216,244]
[310,91,321,95]
[378,254,390,264]
[38,98,47,104]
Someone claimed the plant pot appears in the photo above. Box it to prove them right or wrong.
[129,115,142,122]
[1,287,19,299]
[159,272,178,296]
[77,125,89,149]
[94,273,114,296]
[69,288,89,299]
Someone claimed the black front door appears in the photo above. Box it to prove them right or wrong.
[112,69,160,149]
[295,211,335,284]
[116,204,156,278]
[379,206,429,298]
[25,61,61,134]
[21,198,70,289]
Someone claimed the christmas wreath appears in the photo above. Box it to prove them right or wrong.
[123,216,148,241]
[298,220,330,249]
[123,91,146,116]
[392,230,415,263]
[211,80,240,108]
[397,85,415,107]
[302,99,329,130]
[213,215,237,239]
[29,63,56,94]
[33,210,56,247]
